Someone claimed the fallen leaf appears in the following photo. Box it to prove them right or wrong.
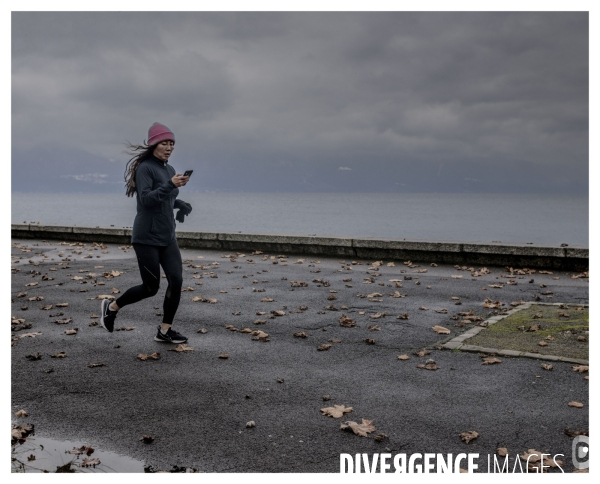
[397,313,410,320]
[137,352,161,361]
[339,314,356,327]
[168,344,194,352]
[572,365,588,373]
[364,338,376,345]
[568,401,584,408]
[87,362,106,368]
[368,325,381,331]
[482,357,502,365]
[397,354,410,360]
[197,328,208,333]
[414,349,430,357]
[293,332,308,338]
[65,328,78,335]
[96,295,115,300]
[218,354,229,359]
[317,343,332,351]
[50,352,66,358]
[460,431,479,444]
[68,445,95,456]
[538,341,548,347]
[321,404,353,418]
[432,325,451,334]
[541,364,553,371]
[19,332,42,338]
[519,449,544,463]
[416,363,438,370]
[14,409,28,417]
[340,419,376,437]
[139,435,154,444]
[497,447,508,457]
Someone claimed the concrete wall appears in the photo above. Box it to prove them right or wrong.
[11,224,588,271]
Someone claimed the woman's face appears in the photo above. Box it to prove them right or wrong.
[153,140,174,162]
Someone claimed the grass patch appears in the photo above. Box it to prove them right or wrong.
[466,304,588,360]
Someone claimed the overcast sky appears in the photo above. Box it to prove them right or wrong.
[11,11,588,193]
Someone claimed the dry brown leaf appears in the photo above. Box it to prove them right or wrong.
[14,409,28,417]
[416,363,438,371]
[368,325,381,331]
[483,298,502,308]
[397,354,410,360]
[168,344,194,352]
[397,313,409,320]
[50,352,66,358]
[339,314,356,327]
[261,297,274,302]
[317,343,332,351]
[414,349,430,357]
[19,332,42,338]
[293,331,308,338]
[541,364,553,371]
[519,449,544,462]
[65,328,78,335]
[568,401,584,408]
[363,338,376,345]
[340,419,376,437]
[432,325,451,334]
[572,365,589,373]
[460,431,479,444]
[538,341,548,347]
[482,357,502,365]
[218,354,229,359]
[497,447,509,457]
[55,302,69,307]
[96,295,115,300]
[320,404,353,418]
[138,352,161,361]
[87,362,106,368]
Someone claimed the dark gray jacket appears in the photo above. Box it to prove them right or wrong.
[131,155,186,246]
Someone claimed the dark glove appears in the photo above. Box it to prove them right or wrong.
[175,202,192,223]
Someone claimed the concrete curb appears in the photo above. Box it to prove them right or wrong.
[11,224,589,270]
[441,302,589,364]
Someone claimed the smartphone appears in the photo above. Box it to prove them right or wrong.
[183,170,193,177]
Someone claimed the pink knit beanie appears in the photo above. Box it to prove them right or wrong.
[147,122,175,146]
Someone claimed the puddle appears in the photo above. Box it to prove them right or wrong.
[11,434,146,473]
[11,431,200,473]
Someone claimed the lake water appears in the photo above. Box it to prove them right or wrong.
[11,192,589,247]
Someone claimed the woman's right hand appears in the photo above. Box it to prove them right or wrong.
[171,175,189,187]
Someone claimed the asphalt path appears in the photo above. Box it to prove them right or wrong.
[11,238,589,472]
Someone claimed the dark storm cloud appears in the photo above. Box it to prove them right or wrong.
[11,11,588,193]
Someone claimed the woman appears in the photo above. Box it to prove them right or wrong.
[100,122,192,343]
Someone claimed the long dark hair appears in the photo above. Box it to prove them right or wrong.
[124,142,156,197]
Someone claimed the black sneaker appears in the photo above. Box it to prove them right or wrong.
[154,326,188,344]
[100,298,117,333]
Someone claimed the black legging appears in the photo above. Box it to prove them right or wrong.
[115,240,183,325]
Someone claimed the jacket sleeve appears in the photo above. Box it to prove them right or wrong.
[174,199,185,210]
[136,164,176,208]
